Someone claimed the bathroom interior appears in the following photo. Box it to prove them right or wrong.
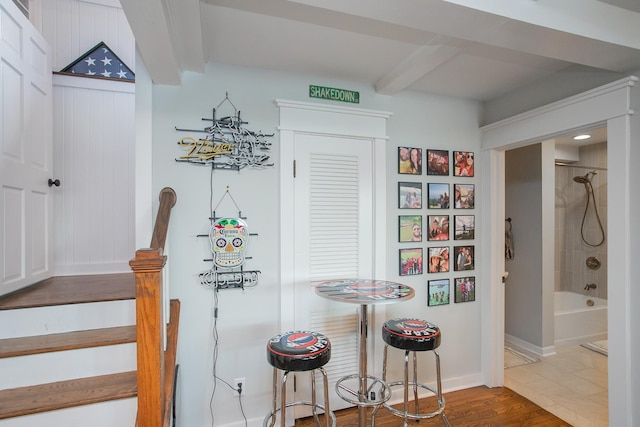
[554,129,608,349]
[503,127,609,426]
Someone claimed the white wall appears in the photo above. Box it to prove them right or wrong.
[383,90,483,387]
[150,63,483,426]
[482,65,623,125]
[504,145,544,350]
[504,138,565,356]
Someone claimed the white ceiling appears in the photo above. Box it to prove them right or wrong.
[120,0,640,103]
[554,126,608,147]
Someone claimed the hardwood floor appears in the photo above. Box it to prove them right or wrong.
[0,273,135,309]
[295,386,571,426]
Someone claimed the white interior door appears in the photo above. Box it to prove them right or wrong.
[293,133,374,414]
[0,0,53,296]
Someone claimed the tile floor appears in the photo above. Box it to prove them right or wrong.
[504,345,609,427]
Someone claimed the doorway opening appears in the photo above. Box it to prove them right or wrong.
[480,76,636,426]
[502,129,609,426]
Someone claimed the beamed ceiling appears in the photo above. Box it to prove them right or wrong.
[120,0,640,104]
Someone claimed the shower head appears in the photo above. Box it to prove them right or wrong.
[573,171,597,184]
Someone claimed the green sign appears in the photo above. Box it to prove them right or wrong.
[309,85,359,104]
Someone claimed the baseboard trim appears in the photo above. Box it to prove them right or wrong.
[505,334,556,358]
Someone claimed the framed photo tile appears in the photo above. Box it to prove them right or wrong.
[453,151,474,177]
[453,183,474,209]
[454,245,474,271]
[399,215,422,243]
[399,182,422,209]
[428,279,450,306]
[427,215,449,241]
[398,147,422,175]
[454,276,476,303]
[399,248,423,276]
[426,149,449,176]
[427,246,450,273]
[427,183,450,209]
[454,215,475,240]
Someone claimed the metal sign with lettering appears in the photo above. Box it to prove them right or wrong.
[309,85,359,104]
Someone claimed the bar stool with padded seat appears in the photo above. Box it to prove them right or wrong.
[264,330,336,427]
[371,318,450,427]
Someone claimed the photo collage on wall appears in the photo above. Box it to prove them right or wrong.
[398,147,475,306]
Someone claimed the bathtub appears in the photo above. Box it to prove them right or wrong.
[554,291,608,347]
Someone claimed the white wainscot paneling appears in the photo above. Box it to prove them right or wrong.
[52,75,135,275]
[42,0,135,73]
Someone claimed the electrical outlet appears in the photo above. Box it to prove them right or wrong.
[233,377,246,396]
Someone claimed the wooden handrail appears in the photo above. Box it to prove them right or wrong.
[150,187,177,251]
[130,187,178,427]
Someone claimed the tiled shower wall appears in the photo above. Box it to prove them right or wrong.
[555,142,608,299]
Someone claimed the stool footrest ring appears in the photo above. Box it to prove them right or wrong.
[382,381,446,420]
[263,401,336,427]
[335,374,392,407]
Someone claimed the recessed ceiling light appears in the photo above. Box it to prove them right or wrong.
[573,134,591,140]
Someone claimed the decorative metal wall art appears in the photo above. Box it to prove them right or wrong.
[199,187,261,291]
[175,93,274,170]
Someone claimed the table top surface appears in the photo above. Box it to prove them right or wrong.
[315,279,414,305]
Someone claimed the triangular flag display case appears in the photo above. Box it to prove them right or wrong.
[57,41,134,82]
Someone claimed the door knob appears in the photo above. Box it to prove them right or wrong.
[48,179,60,187]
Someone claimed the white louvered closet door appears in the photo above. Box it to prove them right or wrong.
[293,133,374,414]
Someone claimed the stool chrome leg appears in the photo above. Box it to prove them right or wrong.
[280,371,289,427]
[403,350,410,425]
[311,370,321,426]
[412,351,419,417]
[434,351,451,427]
[382,345,388,384]
[319,367,332,427]
[266,368,278,427]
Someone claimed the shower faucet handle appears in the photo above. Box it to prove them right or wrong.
[586,257,601,270]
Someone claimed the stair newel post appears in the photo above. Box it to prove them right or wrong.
[130,248,167,427]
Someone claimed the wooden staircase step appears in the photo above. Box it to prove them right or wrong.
[0,273,136,310]
[0,371,137,419]
[0,325,136,359]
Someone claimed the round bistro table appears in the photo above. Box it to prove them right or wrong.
[314,279,415,427]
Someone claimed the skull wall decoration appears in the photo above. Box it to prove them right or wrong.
[211,218,248,268]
